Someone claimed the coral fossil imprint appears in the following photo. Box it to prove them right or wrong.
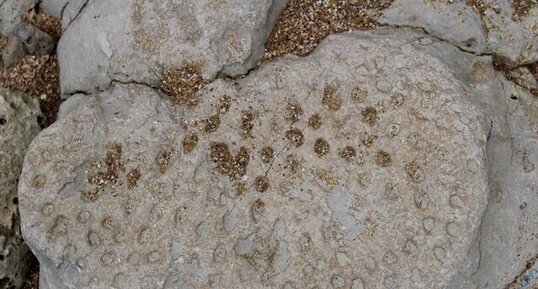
[18,33,489,289]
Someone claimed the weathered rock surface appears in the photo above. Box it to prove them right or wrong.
[40,0,69,18]
[380,0,487,53]
[40,0,86,29]
[58,0,86,31]
[20,31,489,289]
[376,27,538,289]
[0,0,36,36]
[14,22,56,55]
[480,0,538,67]
[466,79,538,289]
[1,36,26,68]
[380,0,538,67]
[57,0,287,97]
[0,88,42,289]
[452,70,538,289]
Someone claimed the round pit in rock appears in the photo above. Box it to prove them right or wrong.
[19,31,488,289]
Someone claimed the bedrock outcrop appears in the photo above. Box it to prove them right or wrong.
[19,30,489,289]
[57,0,287,97]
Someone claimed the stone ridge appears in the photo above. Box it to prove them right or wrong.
[19,31,488,289]
[57,0,287,97]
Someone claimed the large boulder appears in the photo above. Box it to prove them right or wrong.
[19,30,489,289]
[57,0,287,97]
[0,88,42,289]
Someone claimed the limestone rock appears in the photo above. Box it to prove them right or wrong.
[40,0,69,18]
[20,31,489,289]
[452,73,538,289]
[57,94,91,119]
[0,88,42,289]
[379,0,487,53]
[480,0,538,67]
[385,26,538,289]
[0,0,36,36]
[59,0,86,31]
[509,67,538,92]
[1,36,26,68]
[14,22,56,56]
[57,0,287,97]
[380,0,538,67]
[40,0,86,29]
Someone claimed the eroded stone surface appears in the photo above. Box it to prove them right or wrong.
[0,88,41,289]
[453,67,538,289]
[57,0,287,97]
[480,0,538,67]
[380,0,538,67]
[379,26,538,289]
[40,0,69,18]
[20,31,488,289]
[380,0,487,53]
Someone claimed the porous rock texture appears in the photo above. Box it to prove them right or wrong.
[0,88,41,289]
[19,31,489,289]
[380,0,538,67]
[57,0,287,97]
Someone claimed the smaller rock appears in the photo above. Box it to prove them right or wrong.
[480,0,538,67]
[1,36,26,68]
[509,67,538,92]
[0,0,37,36]
[40,0,69,18]
[14,21,55,55]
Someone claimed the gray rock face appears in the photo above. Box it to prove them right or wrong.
[480,0,538,67]
[40,0,86,29]
[57,0,287,97]
[20,31,489,289]
[58,0,86,30]
[0,88,42,289]
[1,36,26,68]
[2,21,56,68]
[454,69,538,289]
[0,0,36,36]
[380,0,487,53]
[40,0,69,18]
[380,0,538,67]
[376,27,538,289]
